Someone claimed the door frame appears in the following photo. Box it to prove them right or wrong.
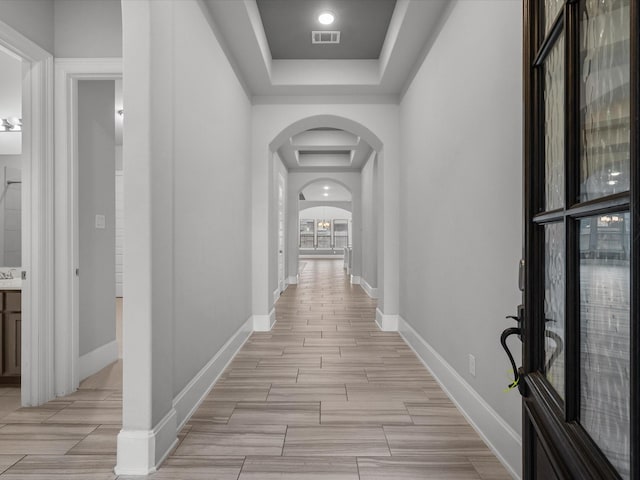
[277,172,285,294]
[54,58,123,396]
[0,20,54,407]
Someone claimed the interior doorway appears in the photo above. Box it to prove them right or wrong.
[0,46,24,388]
[76,79,119,382]
[53,58,123,397]
[277,172,285,294]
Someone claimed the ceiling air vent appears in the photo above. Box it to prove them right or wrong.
[312,31,340,44]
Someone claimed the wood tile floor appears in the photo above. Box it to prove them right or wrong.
[0,259,512,479]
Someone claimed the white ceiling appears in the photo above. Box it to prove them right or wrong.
[302,180,352,201]
[278,127,373,172]
[202,0,450,98]
[256,0,396,60]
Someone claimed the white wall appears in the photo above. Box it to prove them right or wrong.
[0,0,55,53]
[253,106,400,317]
[118,0,252,472]
[361,152,377,288]
[299,206,351,220]
[399,0,522,474]
[77,80,116,360]
[54,0,121,58]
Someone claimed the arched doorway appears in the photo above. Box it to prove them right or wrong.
[261,114,391,327]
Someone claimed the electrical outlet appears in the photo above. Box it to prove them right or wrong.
[468,354,476,377]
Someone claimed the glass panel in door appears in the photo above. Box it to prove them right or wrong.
[544,0,565,35]
[579,0,631,202]
[579,212,630,479]
[544,33,565,211]
[544,223,565,399]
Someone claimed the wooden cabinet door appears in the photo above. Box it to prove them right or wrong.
[2,312,20,376]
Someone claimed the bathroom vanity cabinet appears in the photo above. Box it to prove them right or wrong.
[0,290,20,385]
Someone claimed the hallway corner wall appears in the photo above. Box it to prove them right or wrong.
[118,0,252,474]
[399,0,523,476]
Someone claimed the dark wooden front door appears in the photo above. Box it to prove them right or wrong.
[522,1,638,478]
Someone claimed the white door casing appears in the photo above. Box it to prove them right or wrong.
[0,20,54,407]
[278,173,285,294]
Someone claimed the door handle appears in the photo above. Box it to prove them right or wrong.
[500,306,524,395]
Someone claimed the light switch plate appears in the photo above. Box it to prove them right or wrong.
[95,214,106,229]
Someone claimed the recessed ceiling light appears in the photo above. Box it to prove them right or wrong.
[323,192,329,197]
[608,180,618,185]
[323,186,329,190]
[610,171,621,176]
[318,11,335,25]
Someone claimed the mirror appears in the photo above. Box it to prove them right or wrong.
[0,166,21,267]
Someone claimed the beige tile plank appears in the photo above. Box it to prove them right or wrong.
[67,425,118,455]
[175,424,286,456]
[45,401,121,425]
[357,456,482,480]
[0,454,117,479]
[0,455,24,474]
[267,384,347,402]
[239,456,358,479]
[469,456,513,480]
[321,401,412,425]
[383,425,492,456]
[283,426,390,456]
[227,402,320,425]
[405,403,469,425]
[131,456,244,480]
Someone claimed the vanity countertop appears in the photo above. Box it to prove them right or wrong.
[0,269,21,290]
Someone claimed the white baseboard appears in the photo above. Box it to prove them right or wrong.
[115,407,178,475]
[361,278,378,299]
[350,275,361,285]
[398,316,522,479]
[375,308,398,331]
[115,315,253,476]
[79,340,119,381]
[287,275,298,285]
[253,308,276,332]
[172,315,253,430]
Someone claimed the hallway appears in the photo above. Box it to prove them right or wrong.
[0,260,515,479]
[0,259,511,478]
[154,259,511,479]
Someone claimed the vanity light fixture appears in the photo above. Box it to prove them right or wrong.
[318,11,335,25]
[0,118,22,132]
